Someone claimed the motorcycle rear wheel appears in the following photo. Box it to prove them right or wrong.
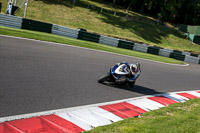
[98,73,110,83]
[128,81,135,88]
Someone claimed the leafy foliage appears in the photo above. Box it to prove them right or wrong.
[105,0,200,25]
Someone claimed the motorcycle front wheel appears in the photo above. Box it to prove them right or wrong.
[98,73,110,83]
[128,81,135,88]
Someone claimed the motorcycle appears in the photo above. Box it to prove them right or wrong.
[98,63,141,88]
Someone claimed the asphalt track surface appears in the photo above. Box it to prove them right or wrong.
[0,35,200,118]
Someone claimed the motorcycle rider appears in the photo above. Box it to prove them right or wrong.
[115,62,141,84]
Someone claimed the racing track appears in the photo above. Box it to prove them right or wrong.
[0,35,200,118]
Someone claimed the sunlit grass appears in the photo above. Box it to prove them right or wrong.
[87,98,200,133]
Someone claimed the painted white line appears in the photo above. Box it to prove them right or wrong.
[0,34,189,66]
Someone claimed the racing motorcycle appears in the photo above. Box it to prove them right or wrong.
[98,63,141,88]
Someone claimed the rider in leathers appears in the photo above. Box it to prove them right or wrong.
[114,62,141,84]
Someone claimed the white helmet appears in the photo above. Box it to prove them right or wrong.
[130,63,140,75]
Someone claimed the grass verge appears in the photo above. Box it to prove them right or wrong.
[0,26,183,64]
[87,98,200,133]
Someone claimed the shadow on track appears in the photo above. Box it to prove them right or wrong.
[100,83,163,95]
[132,85,163,95]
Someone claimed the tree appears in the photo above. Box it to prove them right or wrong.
[125,0,138,12]
[101,0,200,24]
[113,0,116,5]
[73,0,76,6]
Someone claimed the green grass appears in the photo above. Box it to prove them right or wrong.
[0,25,183,64]
[87,98,200,133]
[1,0,200,53]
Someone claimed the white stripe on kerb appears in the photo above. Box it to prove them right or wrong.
[56,111,93,131]
[127,98,164,111]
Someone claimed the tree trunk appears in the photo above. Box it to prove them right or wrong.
[73,0,76,7]
[140,0,145,13]
[126,2,132,13]
[113,0,116,5]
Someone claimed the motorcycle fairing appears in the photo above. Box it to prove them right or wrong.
[129,71,141,81]
[111,64,129,79]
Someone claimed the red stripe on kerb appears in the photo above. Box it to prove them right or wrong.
[177,93,198,99]
[0,123,3,133]
[120,102,147,114]
[148,96,178,106]
[100,102,141,119]
[43,114,85,133]
[1,114,84,133]
[0,122,25,133]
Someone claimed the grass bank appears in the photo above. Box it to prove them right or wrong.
[87,98,200,133]
[1,0,200,53]
[0,25,183,64]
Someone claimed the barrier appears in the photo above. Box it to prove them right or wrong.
[133,43,149,53]
[173,50,182,54]
[190,53,199,57]
[182,52,191,56]
[158,48,173,57]
[184,55,200,64]
[170,52,185,61]
[187,26,197,34]
[193,35,200,44]
[52,24,79,39]
[118,40,134,50]
[78,30,100,43]
[0,13,22,29]
[21,18,52,33]
[180,25,200,36]
[147,46,161,55]
[188,33,195,42]
[99,35,119,47]
[179,24,188,33]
